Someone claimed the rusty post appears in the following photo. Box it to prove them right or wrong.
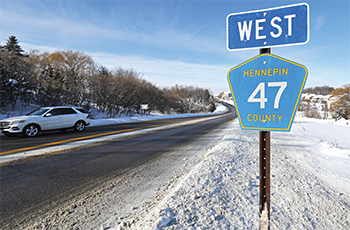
[259,131,270,229]
[260,47,271,54]
[259,48,271,230]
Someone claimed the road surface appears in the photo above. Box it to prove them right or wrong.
[0,104,236,229]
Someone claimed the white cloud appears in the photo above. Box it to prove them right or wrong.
[20,43,59,53]
[4,2,346,94]
[0,7,127,42]
[315,15,325,30]
[0,4,225,59]
[14,42,231,93]
[89,52,231,93]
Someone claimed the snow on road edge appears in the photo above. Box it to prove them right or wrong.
[128,118,350,229]
[0,104,229,165]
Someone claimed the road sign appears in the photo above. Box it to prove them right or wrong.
[141,104,148,110]
[227,53,308,132]
[227,3,309,51]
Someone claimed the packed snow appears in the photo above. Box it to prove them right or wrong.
[88,104,228,128]
[2,101,350,229]
[126,113,350,229]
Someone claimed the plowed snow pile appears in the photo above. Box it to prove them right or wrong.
[131,117,350,229]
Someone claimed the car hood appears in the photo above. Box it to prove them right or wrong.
[1,115,38,122]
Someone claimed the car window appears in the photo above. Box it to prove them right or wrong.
[27,109,50,116]
[76,108,87,113]
[61,108,77,115]
[50,108,61,116]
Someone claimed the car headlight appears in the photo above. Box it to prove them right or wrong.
[11,120,26,125]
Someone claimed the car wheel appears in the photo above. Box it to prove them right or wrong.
[23,124,40,137]
[74,121,85,132]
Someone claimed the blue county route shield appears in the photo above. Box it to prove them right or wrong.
[227,53,308,132]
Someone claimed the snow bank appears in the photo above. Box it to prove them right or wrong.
[130,117,350,229]
[89,103,227,127]
[291,117,350,196]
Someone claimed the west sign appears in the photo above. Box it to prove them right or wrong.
[227,54,308,132]
[226,3,309,51]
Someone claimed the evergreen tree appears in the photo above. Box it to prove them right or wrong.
[0,48,17,109]
[4,36,24,56]
[0,36,33,110]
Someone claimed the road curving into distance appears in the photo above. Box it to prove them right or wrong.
[0,102,236,229]
[0,103,234,158]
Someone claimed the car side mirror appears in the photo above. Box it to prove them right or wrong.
[45,113,52,117]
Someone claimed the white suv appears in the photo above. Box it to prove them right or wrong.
[0,106,90,137]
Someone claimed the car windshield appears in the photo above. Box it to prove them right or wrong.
[27,108,50,116]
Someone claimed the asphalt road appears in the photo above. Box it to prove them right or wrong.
[0,104,236,229]
[1,111,228,155]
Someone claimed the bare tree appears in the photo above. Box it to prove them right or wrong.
[330,84,350,120]
[303,85,335,95]
[2,38,216,116]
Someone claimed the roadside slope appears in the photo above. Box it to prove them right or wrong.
[132,118,350,229]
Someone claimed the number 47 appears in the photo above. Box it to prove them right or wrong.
[247,82,287,109]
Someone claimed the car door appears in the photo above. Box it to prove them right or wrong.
[42,108,63,130]
[60,108,79,128]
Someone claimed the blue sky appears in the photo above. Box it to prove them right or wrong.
[1,0,349,93]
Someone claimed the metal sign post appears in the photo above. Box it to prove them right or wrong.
[259,130,270,229]
[227,48,307,228]
[226,4,309,229]
[140,104,148,116]
[259,48,270,230]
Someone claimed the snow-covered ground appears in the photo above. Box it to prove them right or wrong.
[2,101,350,229]
[88,104,228,127]
[127,114,350,229]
